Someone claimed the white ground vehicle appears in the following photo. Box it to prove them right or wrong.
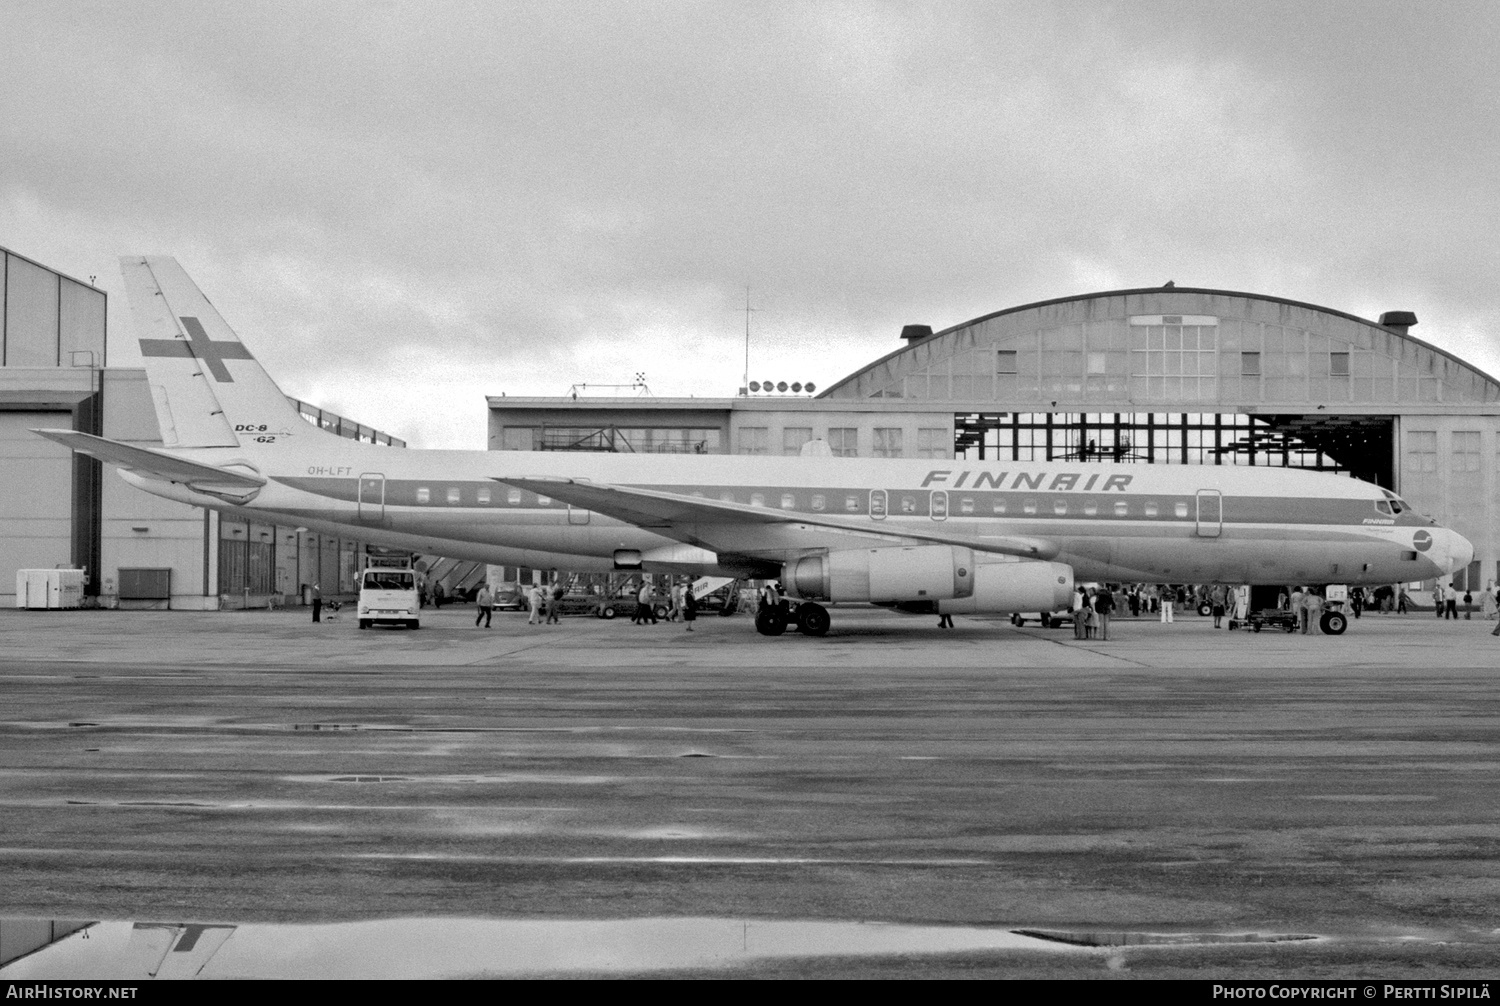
[358,566,421,630]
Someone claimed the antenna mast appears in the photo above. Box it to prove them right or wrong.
[739,286,757,397]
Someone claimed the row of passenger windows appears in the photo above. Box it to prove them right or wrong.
[403,484,1204,518]
[412,486,550,506]
[715,490,1192,518]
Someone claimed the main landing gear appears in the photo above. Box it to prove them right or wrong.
[755,601,831,637]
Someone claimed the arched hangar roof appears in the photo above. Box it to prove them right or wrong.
[818,287,1500,410]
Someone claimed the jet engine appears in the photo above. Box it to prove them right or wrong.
[786,545,1072,613]
[786,545,975,603]
[935,557,1074,614]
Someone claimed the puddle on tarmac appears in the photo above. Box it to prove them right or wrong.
[1017,929,1319,947]
[0,917,1082,978]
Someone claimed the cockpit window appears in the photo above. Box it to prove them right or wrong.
[1374,500,1393,515]
[1380,490,1406,515]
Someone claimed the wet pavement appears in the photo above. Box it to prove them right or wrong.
[2,606,1499,978]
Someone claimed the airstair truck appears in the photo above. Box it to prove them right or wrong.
[357,557,420,630]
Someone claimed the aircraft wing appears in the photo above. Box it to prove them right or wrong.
[496,476,1060,560]
[30,429,267,489]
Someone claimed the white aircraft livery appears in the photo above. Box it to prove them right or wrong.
[33,257,1473,636]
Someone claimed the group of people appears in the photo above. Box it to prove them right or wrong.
[1071,585,1116,639]
[630,580,698,630]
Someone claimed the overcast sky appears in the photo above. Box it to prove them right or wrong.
[3,1,1498,447]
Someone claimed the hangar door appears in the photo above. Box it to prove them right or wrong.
[0,413,74,604]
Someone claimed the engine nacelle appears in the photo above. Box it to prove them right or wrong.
[787,545,975,603]
[935,558,1075,614]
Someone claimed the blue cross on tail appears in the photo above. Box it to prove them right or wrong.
[139,317,255,382]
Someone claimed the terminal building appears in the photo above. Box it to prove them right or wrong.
[3,242,1496,607]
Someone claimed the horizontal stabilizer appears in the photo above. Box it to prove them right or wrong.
[30,429,267,489]
[496,476,1060,560]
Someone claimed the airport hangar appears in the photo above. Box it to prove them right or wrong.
[490,285,1500,605]
[2,240,1496,609]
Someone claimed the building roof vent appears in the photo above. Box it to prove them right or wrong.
[900,324,933,342]
[1379,311,1417,335]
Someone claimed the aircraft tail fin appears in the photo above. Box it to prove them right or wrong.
[122,256,310,448]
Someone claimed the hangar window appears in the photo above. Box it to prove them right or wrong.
[1241,352,1261,376]
[780,493,797,509]
[416,487,431,504]
[811,493,826,511]
[1329,352,1351,377]
[996,350,1018,375]
[477,488,491,504]
[783,428,813,455]
[917,428,949,458]
[1129,318,1219,401]
[1174,501,1189,518]
[1453,431,1481,473]
[827,428,859,457]
[1114,501,1129,517]
[1087,352,1107,375]
[507,489,522,505]
[873,428,904,458]
[446,487,461,504]
[1023,498,1038,515]
[1144,501,1159,517]
[1405,431,1437,473]
[738,427,770,455]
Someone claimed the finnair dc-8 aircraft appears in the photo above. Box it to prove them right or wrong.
[34,257,1472,636]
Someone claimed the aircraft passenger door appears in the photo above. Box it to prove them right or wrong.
[1195,489,1222,538]
[358,473,385,522]
[568,505,590,525]
[930,489,948,521]
[869,489,887,520]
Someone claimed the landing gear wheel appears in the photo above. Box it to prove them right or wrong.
[795,602,831,636]
[359,619,371,630]
[1198,602,1213,617]
[409,621,420,630]
[599,605,617,619]
[754,607,788,636]
[1320,611,1348,635]
[1010,613,1020,626]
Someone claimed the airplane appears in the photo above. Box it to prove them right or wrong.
[32,256,1474,637]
